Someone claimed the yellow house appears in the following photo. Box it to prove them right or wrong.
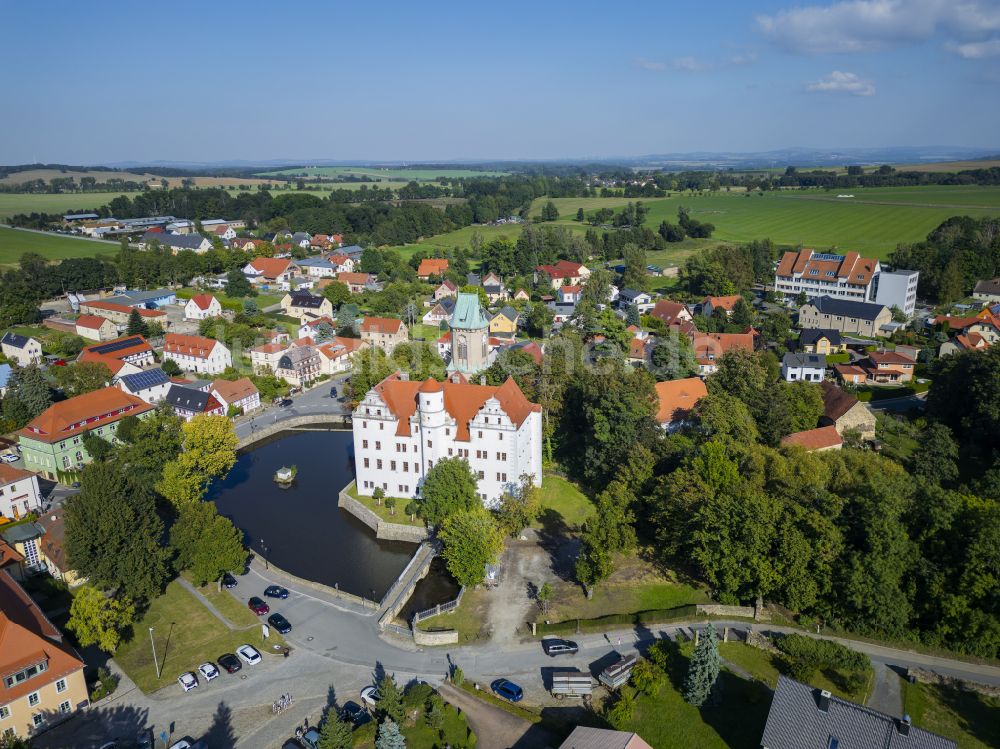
[280,292,334,322]
[489,307,519,339]
[0,569,88,740]
[799,329,844,355]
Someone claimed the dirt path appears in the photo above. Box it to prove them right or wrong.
[867,661,903,716]
[488,540,557,646]
[438,683,558,749]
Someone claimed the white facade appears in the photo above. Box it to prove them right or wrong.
[781,354,827,383]
[162,339,232,375]
[184,296,223,321]
[873,270,919,317]
[1,336,43,367]
[0,467,42,521]
[352,376,543,506]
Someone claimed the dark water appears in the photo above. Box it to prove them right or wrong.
[207,429,458,610]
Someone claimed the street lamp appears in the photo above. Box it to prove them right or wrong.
[260,538,269,570]
[149,626,161,678]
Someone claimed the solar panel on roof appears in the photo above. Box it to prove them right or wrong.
[121,369,168,390]
[812,253,844,262]
[90,336,147,355]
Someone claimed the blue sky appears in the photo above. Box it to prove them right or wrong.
[3,0,999,163]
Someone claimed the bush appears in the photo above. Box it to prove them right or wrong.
[775,634,870,672]
[89,667,119,702]
[451,665,464,686]
[606,688,636,729]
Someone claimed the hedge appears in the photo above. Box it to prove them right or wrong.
[775,633,870,672]
[536,605,699,636]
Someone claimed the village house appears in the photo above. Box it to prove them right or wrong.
[433,279,457,301]
[211,224,236,240]
[423,299,455,326]
[482,272,507,304]
[353,372,543,505]
[210,377,261,415]
[294,257,339,278]
[33,512,83,587]
[859,349,916,384]
[183,294,223,321]
[617,289,654,313]
[275,345,322,387]
[139,231,213,254]
[557,728,653,749]
[799,296,893,337]
[833,363,868,385]
[162,333,232,375]
[333,272,374,294]
[115,368,171,404]
[820,381,876,441]
[17,388,153,480]
[690,331,756,376]
[298,316,337,340]
[281,291,334,321]
[798,329,844,355]
[557,285,583,304]
[512,288,530,302]
[164,385,226,421]
[78,299,167,329]
[360,317,408,354]
[972,277,1000,304]
[310,234,334,251]
[650,300,693,327]
[1,333,43,367]
[317,337,368,376]
[939,332,991,357]
[774,249,881,303]
[73,315,117,342]
[417,258,450,279]
[0,569,89,740]
[249,337,311,374]
[931,309,1000,344]
[501,340,543,365]
[243,257,296,287]
[781,352,826,382]
[489,307,519,340]
[80,336,155,369]
[698,295,742,318]
[781,425,843,452]
[0,464,42,522]
[654,377,707,432]
[230,237,267,253]
[536,260,590,289]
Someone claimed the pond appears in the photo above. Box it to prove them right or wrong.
[207,428,458,612]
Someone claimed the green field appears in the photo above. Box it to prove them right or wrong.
[0,192,141,219]
[226,183,411,196]
[256,165,509,180]
[0,225,119,266]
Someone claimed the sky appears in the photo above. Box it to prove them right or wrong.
[3,0,1000,164]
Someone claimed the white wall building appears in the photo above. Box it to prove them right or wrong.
[0,464,42,521]
[184,294,223,321]
[162,333,232,375]
[774,249,880,303]
[352,372,543,506]
[1,333,43,366]
[872,269,920,317]
[781,352,827,383]
[115,368,172,404]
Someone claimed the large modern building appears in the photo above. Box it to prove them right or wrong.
[0,570,88,741]
[774,249,881,303]
[872,269,920,317]
[352,372,542,505]
[17,389,153,480]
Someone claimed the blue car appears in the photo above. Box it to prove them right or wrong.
[264,585,289,599]
[491,678,524,703]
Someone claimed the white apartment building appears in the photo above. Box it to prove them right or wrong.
[352,372,543,506]
[872,269,920,317]
[774,249,880,303]
[162,333,232,375]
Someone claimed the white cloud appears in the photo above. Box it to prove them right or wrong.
[805,70,876,96]
[951,37,1000,57]
[635,58,667,72]
[673,56,713,72]
[757,0,1000,55]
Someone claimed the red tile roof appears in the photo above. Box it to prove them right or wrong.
[0,463,35,486]
[781,425,842,451]
[776,249,878,288]
[417,258,450,277]
[210,377,258,404]
[360,317,404,334]
[335,272,371,286]
[19,388,153,444]
[74,314,110,330]
[189,294,217,311]
[248,257,291,279]
[371,373,540,440]
[164,333,222,360]
[80,336,153,361]
[654,377,708,425]
[868,350,915,365]
[690,332,755,363]
[820,381,861,420]
[83,300,165,318]
[650,300,689,324]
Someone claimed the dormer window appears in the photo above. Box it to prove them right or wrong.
[3,659,47,688]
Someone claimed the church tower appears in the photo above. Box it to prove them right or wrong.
[448,292,491,374]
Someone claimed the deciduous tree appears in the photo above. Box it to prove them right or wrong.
[419,457,479,526]
[170,501,247,585]
[67,585,135,653]
[439,507,504,587]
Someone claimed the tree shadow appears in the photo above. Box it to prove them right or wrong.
[534,508,579,582]
[926,683,1000,748]
[372,660,387,686]
[33,703,150,749]
[696,669,772,748]
[201,701,236,747]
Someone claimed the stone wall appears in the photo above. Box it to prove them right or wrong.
[337,486,430,543]
[254,555,377,610]
[696,604,757,619]
[237,413,350,449]
[413,628,459,646]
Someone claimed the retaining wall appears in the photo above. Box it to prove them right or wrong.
[413,628,459,646]
[253,555,377,611]
[237,413,350,449]
[696,604,756,619]
[338,486,430,543]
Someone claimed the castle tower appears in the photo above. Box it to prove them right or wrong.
[448,292,491,374]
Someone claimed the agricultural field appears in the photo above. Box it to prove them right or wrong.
[0,169,272,189]
[0,192,142,219]
[893,159,1000,173]
[256,165,509,180]
[0,226,119,266]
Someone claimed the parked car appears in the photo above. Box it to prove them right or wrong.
[491,678,524,703]
[136,728,154,749]
[222,572,238,589]
[218,653,242,674]
[198,662,219,681]
[360,686,380,709]
[299,728,321,749]
[264,585,289,599]
[178,672,198,692]
[237,644,262,665]
[341,701,371,727]
[0,454,18,463]
[329,386,338,398]
[542,638,579,657]
[267,613,292,634]
[248,596,270,615]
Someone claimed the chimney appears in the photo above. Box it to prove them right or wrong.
[898,715,911,736]
[479,376,486,386]
[817,689,831,713]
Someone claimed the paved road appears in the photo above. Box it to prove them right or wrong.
[233,373,351,444]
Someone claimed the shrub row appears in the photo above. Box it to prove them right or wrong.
[536,605,699,635]
[775,633,870,672]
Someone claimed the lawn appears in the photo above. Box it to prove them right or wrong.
[191,577,260,628]
[409,323,445,342]
[113,580,281,694]
[345,480,424,527]
[174,287,282,313]
[717,642,871,703]
[0,192,142,219]
[0,225,119,266]
[352,685,477,748]
[619,640,772,749]
[901,680,1000,749]
[534,474,593,530]
[413,586,492,644]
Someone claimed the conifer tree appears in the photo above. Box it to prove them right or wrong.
[683,623,721,706]
[375,719,406,749]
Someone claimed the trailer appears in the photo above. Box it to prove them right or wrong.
[550,671,594,699]
[598,653,637,690]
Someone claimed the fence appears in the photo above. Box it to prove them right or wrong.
[412,586,466,624]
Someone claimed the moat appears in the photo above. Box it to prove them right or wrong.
[207,428,457,613]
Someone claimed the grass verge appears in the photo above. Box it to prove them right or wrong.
[345,480,425,527]
[535,474,594,531]
[902,680,1000,749]
[414,587,491,644]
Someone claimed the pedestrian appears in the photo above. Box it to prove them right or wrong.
[617,636,622,646]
